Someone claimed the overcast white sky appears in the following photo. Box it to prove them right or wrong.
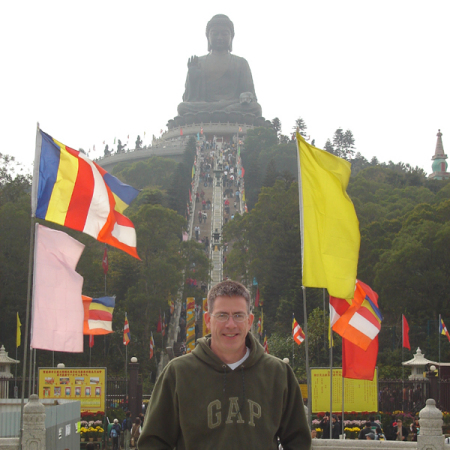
[1,0,449,175]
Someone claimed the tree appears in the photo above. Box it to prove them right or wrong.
[262,159,278,188]
[324,139,334,155]
[135,135,143,150]
[293,117,307,135]
[330,128,356,160]
[271,117,282,136]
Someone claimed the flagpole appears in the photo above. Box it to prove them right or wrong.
[302,286,312,427]
[15,344,18,397]
[341,372,345,438]
[292,339,295,372]
[32,348,37,394]
[439,314,441,406]
[323,289,327,352]
[20,153,39,447]
[104,244,107,296]
[402,315,405,411]
[125,343,128,408]
[329,328,333,439]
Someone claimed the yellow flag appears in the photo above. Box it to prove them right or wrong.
[17,312,21,347]
[328,317,334,348]
[296,132,360,300]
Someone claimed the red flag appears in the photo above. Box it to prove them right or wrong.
[255,288,260,308]
[342,336,378,380]
[89,334,94,348]
[180,128,183,136]
[403,315,410,350]
[150,332,154,359]
[200,127,203,135]
[157,310,162,333]
[102,246,108,274]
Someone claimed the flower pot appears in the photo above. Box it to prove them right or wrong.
[89,437,94,442]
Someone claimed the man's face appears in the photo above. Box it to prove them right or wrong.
[205,295,254,363]
[208,25,232,52]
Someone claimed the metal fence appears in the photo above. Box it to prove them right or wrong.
[378,378,450,413]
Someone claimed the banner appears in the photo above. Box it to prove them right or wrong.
[186,298,196,353]
[39,367,106,412]
[202,298,208,337]
[311,368,378,413]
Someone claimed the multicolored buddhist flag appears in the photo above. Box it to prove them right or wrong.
[263,332,269,354]
[82,296,115,335]
[168,296,175,315]
[150,332,154,359]
[202,298,208,337]
[257,317,262,336]
[330,280,382,351]
[186,298,195,353]
[292,314,305,345]
[32,128,140,259]
[440,316,450,342]
[123,313,130,345]
[296,132,360,300]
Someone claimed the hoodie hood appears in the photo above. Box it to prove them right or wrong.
[193,331,265,371]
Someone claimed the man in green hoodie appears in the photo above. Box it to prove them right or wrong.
[138,280,311,449]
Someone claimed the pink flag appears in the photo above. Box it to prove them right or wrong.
[31,224,85,352]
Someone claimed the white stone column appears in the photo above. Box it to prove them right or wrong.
[417,398,445,450]
[22,394,46,450]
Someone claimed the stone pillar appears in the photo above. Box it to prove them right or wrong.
[417,398,445,450]
[22,394,46,450]
[128,360,140,419]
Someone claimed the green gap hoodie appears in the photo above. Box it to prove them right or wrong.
[138,332,311,450]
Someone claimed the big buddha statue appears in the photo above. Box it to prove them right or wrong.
[177,14,263,119]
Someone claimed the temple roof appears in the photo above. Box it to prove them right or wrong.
[0,345,20,364]
[432,129,447,160]
[402,347,437,366]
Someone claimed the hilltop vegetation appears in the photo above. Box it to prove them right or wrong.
[226,127,450,379]
[1,129,449,381]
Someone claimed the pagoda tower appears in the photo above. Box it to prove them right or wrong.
[429,129,450,180]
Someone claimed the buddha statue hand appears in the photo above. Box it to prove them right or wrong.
[239,92,255,104]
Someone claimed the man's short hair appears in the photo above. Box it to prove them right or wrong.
[207,280,251,313]
[365,421,371,427]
